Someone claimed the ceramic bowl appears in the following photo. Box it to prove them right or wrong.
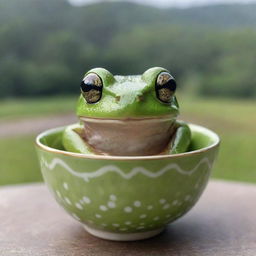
[36,123,220,241]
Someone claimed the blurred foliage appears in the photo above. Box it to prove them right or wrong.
[0,0,256,98]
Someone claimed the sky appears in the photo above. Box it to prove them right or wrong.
[69,0,256,7]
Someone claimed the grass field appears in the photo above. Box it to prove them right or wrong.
[0,96,76,121]
[0,135,42,185]
[0,96,255,186]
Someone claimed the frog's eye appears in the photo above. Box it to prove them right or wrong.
[155,72,176,103]
[80,73,103,104]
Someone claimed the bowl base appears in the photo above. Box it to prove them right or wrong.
[83,224,165,241]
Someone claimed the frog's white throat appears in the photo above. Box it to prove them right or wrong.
[79,116,177,156]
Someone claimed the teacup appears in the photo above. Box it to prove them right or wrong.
[36,123,220,241]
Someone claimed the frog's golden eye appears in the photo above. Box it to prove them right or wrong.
[155,72,176,103]
[80,73,103,104]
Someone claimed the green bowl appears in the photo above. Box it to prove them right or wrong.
[36,124,220,241]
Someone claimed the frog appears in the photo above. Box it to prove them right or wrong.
[62,67,191,156]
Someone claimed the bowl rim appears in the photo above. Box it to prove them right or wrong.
[35,123,220,161]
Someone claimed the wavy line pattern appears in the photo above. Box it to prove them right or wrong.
[41,157,212,182]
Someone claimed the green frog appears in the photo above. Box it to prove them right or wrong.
[62,67,191,156]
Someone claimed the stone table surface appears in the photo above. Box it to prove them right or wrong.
[0,180,256,256]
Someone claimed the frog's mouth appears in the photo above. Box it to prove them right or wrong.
[79,116,177,156]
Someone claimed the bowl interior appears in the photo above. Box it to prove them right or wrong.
[38,123,219,156]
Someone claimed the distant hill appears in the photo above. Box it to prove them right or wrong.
[71,2,256,29]
[1,0,256,29]
[166,4,256,28]
[65,2,256,47]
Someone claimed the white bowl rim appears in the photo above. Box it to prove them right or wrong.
[35,123,220,161]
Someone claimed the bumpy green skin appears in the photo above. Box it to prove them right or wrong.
[63,67,191,155]
[76,67,179,118]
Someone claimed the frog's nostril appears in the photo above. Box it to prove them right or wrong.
[136,95,144,102]
[115,96,121,102]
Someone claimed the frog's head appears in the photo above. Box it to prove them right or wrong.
[77,67,179,119]
[76,67,180,156]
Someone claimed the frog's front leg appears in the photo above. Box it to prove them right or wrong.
[167,121,191,154]
[62,123,95,155]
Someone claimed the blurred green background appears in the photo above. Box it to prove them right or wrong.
[0,0,255,186]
